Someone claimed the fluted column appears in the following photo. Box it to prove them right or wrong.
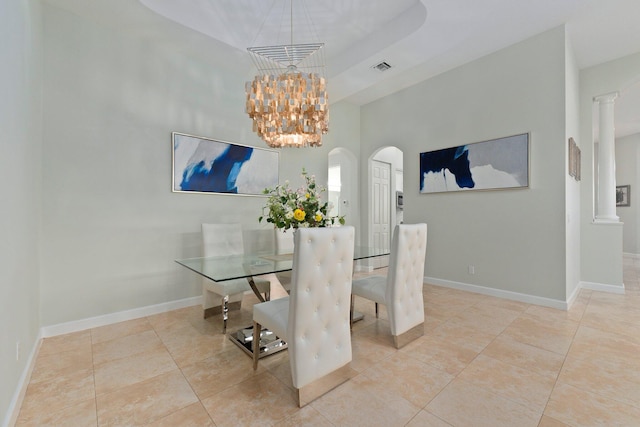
[594,92,619,223]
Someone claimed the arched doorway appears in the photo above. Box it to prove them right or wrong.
[328,147,358,233]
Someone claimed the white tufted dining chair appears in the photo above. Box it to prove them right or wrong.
[252,226,355,407]
[201,223,270,333]
[274,228,294,292]
[351,223,427,349]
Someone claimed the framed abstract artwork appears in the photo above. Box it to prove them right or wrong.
[172,132,279,196]
[616,185,630,207]
[568,137,581,181]
[420,133,529,193]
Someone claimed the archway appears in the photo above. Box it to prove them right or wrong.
[328,147,358,232]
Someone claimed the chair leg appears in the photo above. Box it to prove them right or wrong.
[393,323,424,349]
[375,302,379,318]
[350,295,354,330]
[252,321,261,371]
[222,295,229,334]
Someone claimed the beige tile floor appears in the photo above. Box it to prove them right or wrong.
[14,259,640,427]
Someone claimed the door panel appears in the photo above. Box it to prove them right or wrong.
[372,160,391,268]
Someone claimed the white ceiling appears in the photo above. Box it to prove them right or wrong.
[48,0,640,137]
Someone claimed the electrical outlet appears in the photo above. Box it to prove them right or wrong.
[16,341,20,361]
[468,265,475,275]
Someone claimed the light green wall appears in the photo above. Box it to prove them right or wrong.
[616,133,640,255]
[0,0,42,423]
[579,51,640,287]
[565,30,581,300]
[39,2,361,326]
[360,26,569,301]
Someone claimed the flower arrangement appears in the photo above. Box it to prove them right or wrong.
[259,168,345,231]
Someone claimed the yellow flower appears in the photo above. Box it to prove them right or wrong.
[305,193,310,199]
[294,208,306,221]
[314,212,323,222]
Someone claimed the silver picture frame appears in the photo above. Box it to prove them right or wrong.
[616,185,630,207]
[419,133,530,193]
[172,132,279,196]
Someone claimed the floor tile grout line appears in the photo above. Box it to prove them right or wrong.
[90,329,99,427]
[416,294,563,425]
[549,290,640,413]
[17,332,97,426]
[92,315,209,425]
[16,272,640,426]
[144,314,217,426]
[537,288,594,423]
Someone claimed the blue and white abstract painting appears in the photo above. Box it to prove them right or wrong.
[420,133,529,193]
[172,132,278,195]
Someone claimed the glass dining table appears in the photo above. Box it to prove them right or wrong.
[175,245,390,358]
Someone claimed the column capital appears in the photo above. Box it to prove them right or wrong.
[593,91,619,104]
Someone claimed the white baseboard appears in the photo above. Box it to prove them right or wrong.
[4,332,42,427]
[566,283,582,309]
[425,277,568,310]
[40,296,202,338]
[579,281,626,294]
[355,265,374,273]
[425,276,629,311]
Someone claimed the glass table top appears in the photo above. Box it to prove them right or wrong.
[175,246,390,282]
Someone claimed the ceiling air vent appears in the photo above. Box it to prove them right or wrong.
[372,61,392,72]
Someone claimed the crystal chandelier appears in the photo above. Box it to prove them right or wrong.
[245,1,329,148]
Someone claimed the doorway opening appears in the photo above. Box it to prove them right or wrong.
[328,147,358,228]
[368,147,404,269]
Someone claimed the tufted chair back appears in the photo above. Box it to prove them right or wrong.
[385,223,428,336]
[272,228,295,292]
[202,223,244,257]
[287,226,355,389]
[201,223,270,332]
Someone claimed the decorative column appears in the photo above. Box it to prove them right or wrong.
[594,92,619,223]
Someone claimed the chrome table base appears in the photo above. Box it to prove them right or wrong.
[228,325,287,359]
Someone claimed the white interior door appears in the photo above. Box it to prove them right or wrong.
[372,160,391,268]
